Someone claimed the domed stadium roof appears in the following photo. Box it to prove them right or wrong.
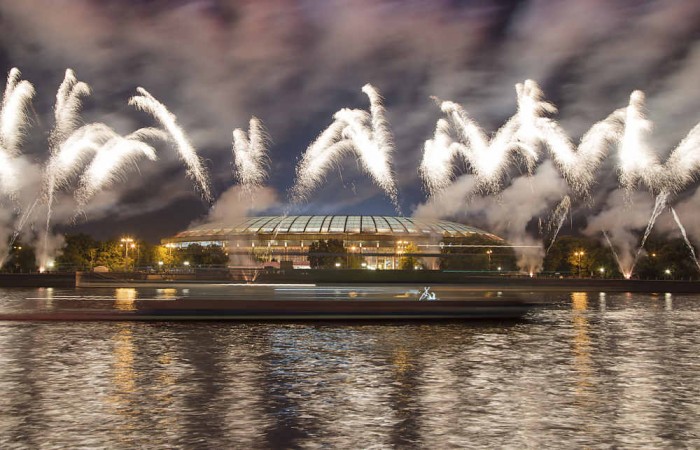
[168,215,503,242]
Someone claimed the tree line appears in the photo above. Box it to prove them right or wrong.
[2,232,698,280]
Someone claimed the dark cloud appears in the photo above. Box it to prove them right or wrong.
[1,0,699,248]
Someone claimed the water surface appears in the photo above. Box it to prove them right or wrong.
[1,287,698,448]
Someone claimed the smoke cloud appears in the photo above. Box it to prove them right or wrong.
[0,1,698,273]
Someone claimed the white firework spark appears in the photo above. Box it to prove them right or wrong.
[51,69,91,147]
[232,116,269,192]
[515,80,626,195]
[0,68,35,196]
[545,195,571,254]
[129,87,212,203]
[42,70,100,266]
[420,97,536,196]
[291,84,398,209]
[662,122,700,194]
[671,207,700,273]
[617,90,659,192]
[76,128,165,204]
[419,82,552,197]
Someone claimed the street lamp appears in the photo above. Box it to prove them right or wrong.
[120,237,134,270]
[486,249,493,271]
[599,267,605,278]
[574,250,585,278]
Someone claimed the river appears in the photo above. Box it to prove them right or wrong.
[0,286,698,448]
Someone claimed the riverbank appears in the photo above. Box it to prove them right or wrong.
[2,270,700,293]
[80,270,700,293]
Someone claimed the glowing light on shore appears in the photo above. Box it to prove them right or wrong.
[129,87,212,203]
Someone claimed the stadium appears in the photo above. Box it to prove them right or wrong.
[162,215,507,270]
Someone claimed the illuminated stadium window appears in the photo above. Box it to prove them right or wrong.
[320,216,333,233]
[361,216,376,233]
[289,216,312,233]
[329,216,347,233]
[305,216,325,233]
[261,217,285,233]
[345,216,361,233]
[384,216,406,233]
[373,216,391,233]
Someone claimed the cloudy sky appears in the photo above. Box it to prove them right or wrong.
[1,0,700,242]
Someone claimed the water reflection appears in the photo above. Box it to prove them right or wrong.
[571,292,592,387]
[114,288,137,311]
[1,288,700,447]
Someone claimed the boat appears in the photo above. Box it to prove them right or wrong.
[0,285,536,321]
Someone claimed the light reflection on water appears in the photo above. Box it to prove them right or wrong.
[0,288,699,448]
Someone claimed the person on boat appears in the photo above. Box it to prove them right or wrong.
[419,287,437,301]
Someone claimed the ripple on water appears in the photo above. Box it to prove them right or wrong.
[0,288,699,448]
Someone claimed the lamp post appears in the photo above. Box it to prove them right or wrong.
[131,242,137,270]
[574,250,584,278]
[486,249,492,271]
[120,237,134,271]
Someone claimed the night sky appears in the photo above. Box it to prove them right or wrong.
[1,0,700,243]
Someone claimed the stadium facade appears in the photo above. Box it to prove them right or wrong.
[162,215,505,269]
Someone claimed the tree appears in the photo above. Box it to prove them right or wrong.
[56,233,99,271]
[153,245,177,268]
[399,242,422,270]
[308,239,347,269]
[179,243,228,267]
[1,240,37,273]
[95,239,126,271]
[439,235,516,271]
[635,235,698,280]
[544,235,620,278]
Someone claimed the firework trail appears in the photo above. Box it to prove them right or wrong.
[545,195,571,254]
[232,116,269,193]
[671,207,700,273]
[608,94,700,277]
[129,87,212,203]
[512,80,628,196]
[420,79,625,198]
[653,120,700,195]
[602,230,628,278]
[420,98,535,196]
[76,128,165,205]
[291,84,399,210]
[0,68,35,197]
[42,70,102,268]
[50,69,91,146]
